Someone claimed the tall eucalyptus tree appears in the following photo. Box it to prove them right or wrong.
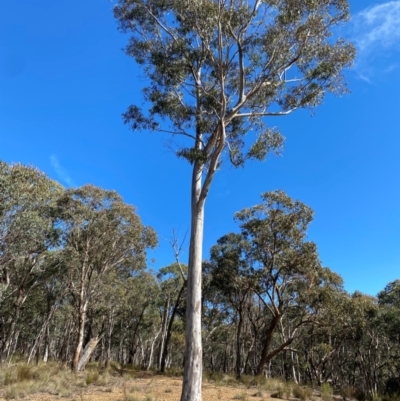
[114,1,355,398]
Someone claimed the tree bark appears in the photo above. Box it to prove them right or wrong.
[1,290,26,362]
[42,329,49,363]
[256,314,281,375]
[128,305,146,365]
[105,320,114,368]
[158,297,170,369]
[236,311,243,379]
[27,304,57,364]
[180,163,204,401]
[147,328,162,371]
[72,300,88,371]
[161,283,185,372]
[77,336,101,371]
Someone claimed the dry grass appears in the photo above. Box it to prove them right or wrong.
[292,383,314,400]
[0,363,324,401]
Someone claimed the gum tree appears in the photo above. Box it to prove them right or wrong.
[114,1,355,399]
[55,185,157,371]
[235,190,344,375]
[207,233,253,378]
[0,162,63,362]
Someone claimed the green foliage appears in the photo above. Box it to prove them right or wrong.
[114,0,355,169]
[0,161,64,360]
[56,184,158,276]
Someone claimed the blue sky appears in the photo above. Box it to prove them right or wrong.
[1,0,399,296]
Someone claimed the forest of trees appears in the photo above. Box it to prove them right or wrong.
[1,160,399,399]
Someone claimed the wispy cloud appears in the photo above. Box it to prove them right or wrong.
[50,155,75,187]
[353,1,400,53]
[383,63,399,73]
[350,1,400,79]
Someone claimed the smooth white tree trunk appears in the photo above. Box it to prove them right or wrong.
[147,328,161,371]
[180,164,204,401]
[72,300,88,371]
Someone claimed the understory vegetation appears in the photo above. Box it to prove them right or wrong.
[1,160,400,401]
[0,362,399,401]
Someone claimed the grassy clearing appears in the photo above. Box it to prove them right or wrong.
[0,363,282,400]
[0,363,373,401]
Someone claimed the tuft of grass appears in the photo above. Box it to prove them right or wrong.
[340,386,356,400]
[252,388,264,398]
[96,371,110,386]
[120,395,140,401]
[233,391,249,401]
[165,388,172,393]
[223,374,239,386]
[381,395,400,401]
[4,385,19,400]
[17,364,39,382]
[4,381,39,400]
[271,382,292,399]
[129,385,140,393]
[58,387,73,398]
[239,374,270,389]
[164,366,183,377]
[203,371,237,386]
[3,371,14,386]
[263,378,287,392]
[293,384,313,401]
[321,383,333,401]
[241,375,257,389]
[254,375,268,388]
[85,370,99,385]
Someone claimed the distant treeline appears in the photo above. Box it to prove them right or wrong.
[1,160,399,399]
